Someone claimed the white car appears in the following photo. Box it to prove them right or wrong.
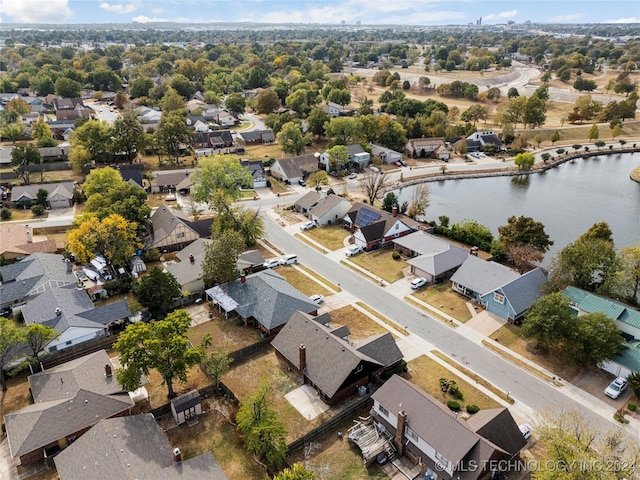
[263,259,280,269]
[309,294,324,305]
[300,221,316,231]
[348,172,358,179]
[410,277,428,289]
[605,377,628,399]
[346,245,363,257]
[519,423,533,440]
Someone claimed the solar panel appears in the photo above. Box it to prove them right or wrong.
[356,208,382,226]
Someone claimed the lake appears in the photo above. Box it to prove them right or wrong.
[395,152,640,265]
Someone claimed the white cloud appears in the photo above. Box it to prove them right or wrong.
[605,17,640,23]
[132,15,169,23]
[0,0,71,23]
[550,13,585,22]
[99,1,142,15]
[484,10,518,21]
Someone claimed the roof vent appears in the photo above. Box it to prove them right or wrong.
[55,307,62,316]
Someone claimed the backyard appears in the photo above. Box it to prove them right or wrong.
[187,308,262,354]
[346,249,407,283]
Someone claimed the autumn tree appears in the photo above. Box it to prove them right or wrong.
[277,122,309,156]
[587,123,599,142]
[0,317,24,391]
[202,230,245,286]
[359,172,388,205]
[70,119,112,164]
[306,170,329,189]
[31,118,57,147]
[132,267,181,318]
[326,145,349,173]
[514,152,535,171]
[22,324,60,373]
[67,214,140,266]
[115,310,203,398]
[191,154,253,209]
[273,463,316,480]
[255,89,280,114]
[407,183,430,219]
[493,216,553,265]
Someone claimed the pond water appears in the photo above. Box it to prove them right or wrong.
[395,152,640,265]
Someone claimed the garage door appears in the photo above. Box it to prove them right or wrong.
[49,196,70,208]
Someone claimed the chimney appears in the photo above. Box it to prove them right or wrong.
[55,307,62,317]
[104,364,112,377]
[173,447,182,463]
[25,225,32,243]
[189,254,195,264]
[392,206,397,217]
[299,344,306,373]
[240,274,246,284]
[394,410,407,455]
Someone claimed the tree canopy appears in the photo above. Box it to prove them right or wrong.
[132,266,181,318]
[191,154,253,209]
[201,230,245,286]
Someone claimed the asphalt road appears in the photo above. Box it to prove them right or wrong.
[262,213,637,439]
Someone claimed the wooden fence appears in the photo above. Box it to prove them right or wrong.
[41,335,117,369]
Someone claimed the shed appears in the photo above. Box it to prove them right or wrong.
[128,256,147,274]
[170,389,202,425]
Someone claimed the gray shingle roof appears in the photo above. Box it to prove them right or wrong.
[271,311,385,398]
[295,191,322,210]
[355,333,403,367]
[450,255,519,296]
[206,270,318,331]
[400,231,470,276]
[165,238,212,287]
[10,182,74,202]
[308,194,350,219]
[495,268,546,316]
[171,389,201,412]
[465,408,526,457]
[53,414,228,480]
[146,205,198,248]
[274,153,318,179]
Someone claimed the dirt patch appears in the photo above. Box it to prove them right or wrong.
[0,372,32,426]
[187,307,262,353]
[328,305,391,341]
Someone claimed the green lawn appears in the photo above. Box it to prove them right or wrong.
[347,249,407,283]
[302,224,350,251]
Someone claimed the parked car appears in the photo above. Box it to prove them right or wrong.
[399,159,408,166]
[300,221,316,231]
[298,179,306,187]
[309,294,324,305]
[348,172,358,179]
[346,245,363,257]
[410,277,428,289]
[605,377,628,399]
[279,254,298,265]
[263,259,280,268]
[393,161,403,167]
[519,423,533,440]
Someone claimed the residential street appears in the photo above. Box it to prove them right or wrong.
[262,212,640,441]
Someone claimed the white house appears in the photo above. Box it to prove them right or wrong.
[370,143,403,164]
[319,144,370,172]
[307,194,352,226]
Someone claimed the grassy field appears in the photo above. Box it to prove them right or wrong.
[411,283,472,323]
[328,305,392,341]
[302,224,350,251]
[490,324,581,381]
[406,355,501,412]
[187,311,262,354]
[276,265,333,297]
[347,249,407,283]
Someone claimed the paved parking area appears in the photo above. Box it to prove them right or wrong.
[285,384,330,420]
[571,368,633,407]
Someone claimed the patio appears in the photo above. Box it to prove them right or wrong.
[285,384,330,421]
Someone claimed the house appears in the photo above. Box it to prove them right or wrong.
[271,311,403,405]
[145,205,201,252]
[164,238,212,293]
[115,164,145,190]
[393,231,469,284]
[319,144,370,172]
[307,194,352,226]
[171,390,202,425]
[240,160,267,188]
[404,137,446,158]
[10,182,75,208]
[563,286,640,378]
[466,130,503,152]
[343,203,422,251]
[0,146,13,166]
[237,129,275,145]
[367,375,526,479]
[0,224,57,261]
[370,143,403,164]
[270,153,319,184]
[150,170,194,194]
[4,350,135,465]
[53,414,227,480]
[236,249,265,274]
[324,101,348,118]
[294,190,322,214]
[136,106,162,124]
[450,255,519,303]
[194,130,234,150]
[480,267,547,322]
[52,97,90,122]
[21,285,131,353]
[38,145,70,162]
[0,253,77,310]
[205,269,318,336]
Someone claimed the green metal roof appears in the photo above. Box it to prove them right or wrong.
[613,345,640,373]
[563,286,639,327]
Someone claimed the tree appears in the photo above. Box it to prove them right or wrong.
[573,76,597,92]
[381,192,399,212]
[460,104,488,126]
[155,111,194,164]
[84,180,150,234]
[496,215,553,261]
[567,312,626,367]
[550,130,560,145]
[0,317,24,391]
[236,381,287,471]
[306,170,329,190]
[306,107,330,139]
[67,214,140,267]
[129,76,154,99]
[54,77,82,98]
[132,266,180,318]
[115,310,203,399]
[23,324,60,372]
[273,463,316,480]
[201,230,245,286]
[111,111,145,162]
[507,87,519,98]
[359,172,388,205]
[326,145,349,173]
[587,124,599,142]
[277,122,309,156]
[407,183,430,219]
[535,409,638,479]
[255,89,280,114]
[611,124,622,139]
[521,293,574,351]
[191,154,253,208]
[10,143,40,184]
[31,118,57,147]
[324,117,362,146]
[513,152,535,171]
[609,245,640,304]
[225,92,246,114]
[83,166,123,197]
[486,87,501,103]
[160,86,187,114]
[70,119,111,164]
[202,344,233,388]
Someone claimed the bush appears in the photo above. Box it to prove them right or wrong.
[0,208,11,220]
[104,278,133,295]
[628,402,637,412]
[466,404,480,414]
[142,248,160,262]
[447,400,461,411]
[392,251,401,260]
[31,205,45,216]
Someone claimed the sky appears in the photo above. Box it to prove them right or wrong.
[0,0,638,26]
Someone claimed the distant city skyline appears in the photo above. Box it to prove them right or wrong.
[0,0,638,26]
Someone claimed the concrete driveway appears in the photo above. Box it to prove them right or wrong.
[0,438,19,480]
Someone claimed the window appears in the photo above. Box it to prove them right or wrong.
[378,404,389,417]
[176,232,185,239]
[405,426,419,442]
[493,292,505,304]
